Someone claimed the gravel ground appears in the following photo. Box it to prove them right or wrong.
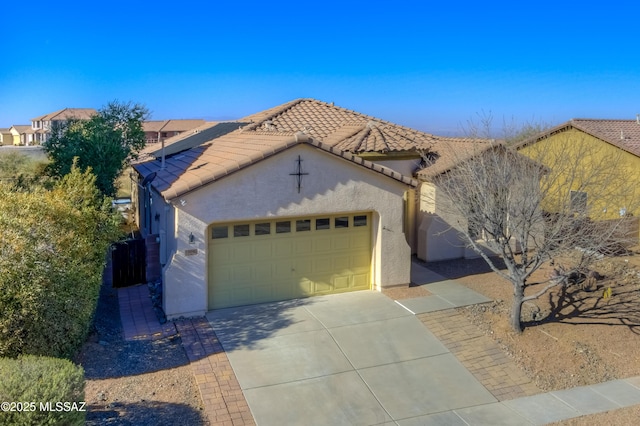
[74,280,206,425]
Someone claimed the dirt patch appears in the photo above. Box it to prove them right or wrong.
[74,280,206,425]
[424,251,640,424]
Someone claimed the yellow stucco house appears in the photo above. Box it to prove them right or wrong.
[515,118,640,238]
[0,128,12,145]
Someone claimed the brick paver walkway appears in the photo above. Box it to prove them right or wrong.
[118,284,177,341]
[118,286,255,425]
[175,318,255,426]
[418,308,542,401]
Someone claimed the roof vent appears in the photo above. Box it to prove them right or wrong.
[295,131,309,142]
[262,120,276,131]
[637,114,639,124]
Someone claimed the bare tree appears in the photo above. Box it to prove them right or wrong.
[420,121,638,332]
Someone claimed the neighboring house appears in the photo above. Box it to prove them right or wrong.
[0,128,12,145]
[30,108,97,144]
[132,98,486,318]
[142,119,206,145]
[514,118,640,237]
[9,125,34,146]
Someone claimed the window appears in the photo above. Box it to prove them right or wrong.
[335,217,349,228]
[354,215,367,227]
[276,221,291,233]
[570,191,588,214]
[296,219,311,232]
[234,224,250,237]
[212,226,228,239]
[316,218,330,230]
[255,222,271,236]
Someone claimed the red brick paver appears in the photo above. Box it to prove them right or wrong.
[418,308,541,400]
[118,286,255,425]
[175,318,255,426]
[118,284,177,341]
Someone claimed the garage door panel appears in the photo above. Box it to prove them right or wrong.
[353,273,370,289]
[332,235,350,250]
[314,279,333,293]
[274,240,293,257]
[209,213,372,310]
[313,257,332,274]
[313,236,332,252]
[294,258,313,275]
[333,275,350,290]
[295,239,313,254]
[253,240,273,260]
[252,284,273,302]
[233,266,252,283]
[233,243,252,260]
[351,253,371,269]
[296,279,314,296]
[333,257,350,271]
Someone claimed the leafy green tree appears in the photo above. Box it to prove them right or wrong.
[44,101,148,197]
[0,162,121,358]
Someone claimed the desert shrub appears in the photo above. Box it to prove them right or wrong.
[0,151,48,180]
[0,355,85,426]
[0,163,121,358]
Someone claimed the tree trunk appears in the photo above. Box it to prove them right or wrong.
[511,282,525,333]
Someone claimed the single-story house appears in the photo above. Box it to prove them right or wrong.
[0,128,12,145]
[9,125,34,146]
[142,119,206,145]
[132,99,486,318]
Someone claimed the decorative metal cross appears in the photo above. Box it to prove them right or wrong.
[289,155,309,193]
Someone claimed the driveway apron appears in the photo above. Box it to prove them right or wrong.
[206,291,497,425]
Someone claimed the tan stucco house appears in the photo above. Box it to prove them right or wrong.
[142,119,206,145]
[132,99,485,318]
[30,108,97,144]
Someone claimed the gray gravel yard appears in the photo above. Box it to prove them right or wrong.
[75,280,206,425]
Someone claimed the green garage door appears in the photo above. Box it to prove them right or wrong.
[208,213,371,310]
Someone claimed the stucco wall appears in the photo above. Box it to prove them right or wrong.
[416,181,469,262]
[162,144,413,318]
[163,209,208,318]
[519,129,640,221]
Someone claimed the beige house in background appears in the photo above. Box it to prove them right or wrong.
[142,119,206,145]
[30,108,97,144]
[132,99,487,318]
[9,125,34,145]
[0,128,12,145]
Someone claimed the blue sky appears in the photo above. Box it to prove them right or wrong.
[2,1,639,135]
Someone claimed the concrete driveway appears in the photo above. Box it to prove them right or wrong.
[206,291,498,425]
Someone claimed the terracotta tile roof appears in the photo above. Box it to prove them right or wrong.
[133,99,494,198]
[134,131,417,201]
[571,119,640,157]
[239,98,473,154]
[416,139,495,179]
[31,108,96,122]
[514,118,640,158]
